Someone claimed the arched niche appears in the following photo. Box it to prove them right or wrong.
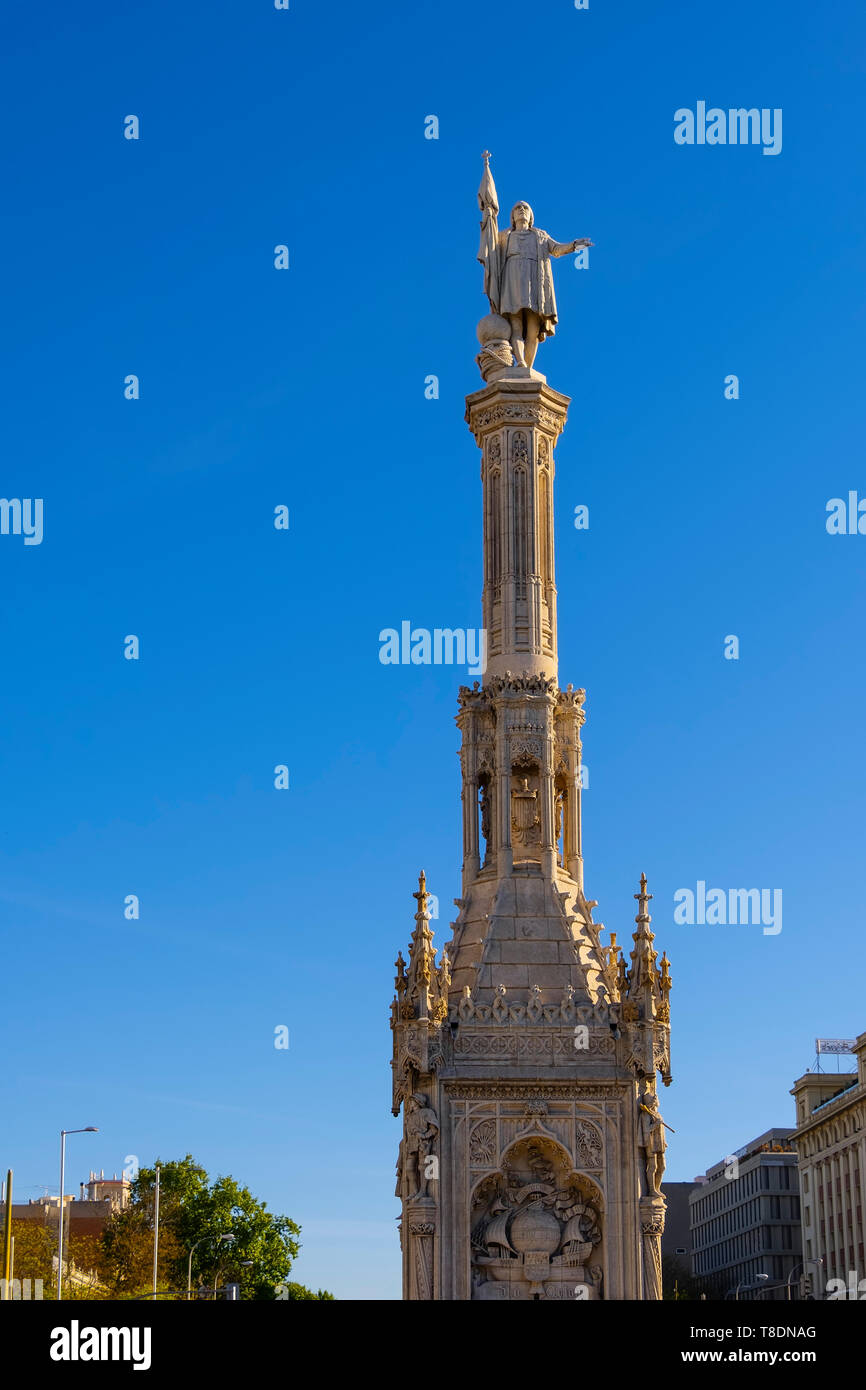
[469,1136,606,1301]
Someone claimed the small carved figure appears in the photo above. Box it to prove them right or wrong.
[479,782,491,859]
[638,1084,667,1195]
[404,1092,439,1200]
[555,788,565,864]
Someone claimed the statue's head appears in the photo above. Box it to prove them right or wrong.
[510,201,534,229]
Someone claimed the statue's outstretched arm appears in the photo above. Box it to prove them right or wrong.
[548,236,593,258]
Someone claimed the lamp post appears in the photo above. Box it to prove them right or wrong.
[734,1272,769,1300]
[787,1257,824,1301]
[187,1233,234,1301]
[57,1127,98,1301]
[151,1167,160,1301]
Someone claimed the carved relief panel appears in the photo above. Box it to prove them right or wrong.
[469,1135,605,1301]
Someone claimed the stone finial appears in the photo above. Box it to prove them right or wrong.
[634,872,653,923]
[659,952,672,997]
[395,952,407,995]
[403,870,450,1025]
[627,874,658,1001]
[414,869,428,908]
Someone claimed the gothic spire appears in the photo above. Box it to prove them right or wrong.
[626,872,660,1001]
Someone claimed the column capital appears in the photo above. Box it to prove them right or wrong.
[465,375,570,447]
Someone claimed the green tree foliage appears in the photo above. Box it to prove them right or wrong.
[99,1205,182,1297]
[7,1220,103,1297]
[100,1155,326,1300]
[7,1219,55,1285]
[278,1282,336,1300]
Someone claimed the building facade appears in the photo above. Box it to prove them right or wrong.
[389,291,673,1300]
[690,1129,801,1300]
[1,1170,130,1244]
[791,1031,866,1298]
[661,1180,697,1294]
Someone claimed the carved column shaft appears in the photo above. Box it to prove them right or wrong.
[640,1197,666,1301]
[408,1220,435,1300]
[494,696,512,871]
[541,695,555,875]
[461,710,480,890]
[466,379,569,681]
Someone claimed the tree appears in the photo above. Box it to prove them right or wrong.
[100,1155,328,1300]
[5,1220,102,1297]
[65,1232,106,1297]
[277,1282,336,1301]
[7,1219,55,1287]
[99,1205,182,1297]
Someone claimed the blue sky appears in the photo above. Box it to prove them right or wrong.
[2,0,864,1298]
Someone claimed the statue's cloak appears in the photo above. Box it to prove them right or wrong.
[497,227,560,341]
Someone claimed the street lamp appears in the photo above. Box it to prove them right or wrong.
[734,1272,769,1300]
[57,1127,98,1301]
[187,1233,235,1301]
[787,1257,824,1301]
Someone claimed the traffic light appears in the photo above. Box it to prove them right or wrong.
[801,1274,813,1300]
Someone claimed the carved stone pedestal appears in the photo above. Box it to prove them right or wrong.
[406,1200,436,1300]
[389,366,674,1301]
[639,1196,666,1301]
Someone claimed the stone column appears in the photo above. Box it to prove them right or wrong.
[462,771,479,890]
[820,1158,830,1279]
[639,1196,665,1300]
[407,1216,436,1299]
[494,692,512,873]
[460,711,481,889]
[833,1152,845,1280]
[828,1153,838,1276]
[554,689,586,888]
[541,698,555,877]
[465,373,570,683]
[845,1146,857,1272]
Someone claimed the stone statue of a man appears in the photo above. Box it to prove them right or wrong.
[478,154,592,369]
[404,1092,439,1200]
[638,1083,667,1196]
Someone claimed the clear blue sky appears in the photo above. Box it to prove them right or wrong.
[2,0,864,1299]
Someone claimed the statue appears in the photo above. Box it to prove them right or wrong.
[404,1092,439,1200]
[554,787,565,864]
[638,1083,667,1195]
[477,151,592,369]
[479,782,491,859]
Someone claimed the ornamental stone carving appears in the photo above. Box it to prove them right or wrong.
[575,1120,604,1169]
[469,1119,497,1166]
[470,1137,604,1300]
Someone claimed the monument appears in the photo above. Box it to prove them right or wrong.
[390,155,673,1300]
